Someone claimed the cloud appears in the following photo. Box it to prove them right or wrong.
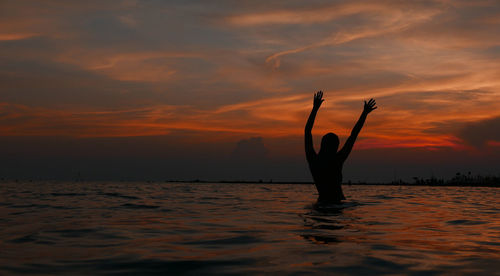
[0,33,39,41]
[249,2,443,68]
[231,137,269,160]
[0,0,499,163]
[225,2,387,27]
[1,134,498,182]
[458,116,500,147]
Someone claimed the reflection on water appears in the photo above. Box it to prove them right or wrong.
[300,202,350,244]
[0,182,499,275]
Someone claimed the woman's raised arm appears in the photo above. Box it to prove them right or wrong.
[305,91,324,161]
[338,98,377,161]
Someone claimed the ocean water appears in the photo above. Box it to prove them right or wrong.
[0,182,499,275]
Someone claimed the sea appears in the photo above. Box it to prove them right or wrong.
[0,182,499,275]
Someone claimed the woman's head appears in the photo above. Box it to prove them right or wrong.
[319,132,339,155]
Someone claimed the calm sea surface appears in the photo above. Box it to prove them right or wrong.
[0,182,499,275]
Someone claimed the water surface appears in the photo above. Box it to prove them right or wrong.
[0,182,499,275]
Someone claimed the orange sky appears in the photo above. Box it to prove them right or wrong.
[0,1,499,181]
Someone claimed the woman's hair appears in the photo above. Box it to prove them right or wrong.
[319,132,339,155]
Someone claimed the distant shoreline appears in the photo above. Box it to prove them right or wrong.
[165,179,500,187]
[2,178,498,187]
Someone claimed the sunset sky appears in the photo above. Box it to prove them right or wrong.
[1,0,499,182]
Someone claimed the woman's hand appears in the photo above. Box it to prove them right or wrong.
[363,98,377,114]
[313,91,324,109]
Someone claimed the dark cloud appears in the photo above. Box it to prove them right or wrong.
[231,137,269,160]
[458,116,500,147]
[1,135,498,182]
[344,145,500,182]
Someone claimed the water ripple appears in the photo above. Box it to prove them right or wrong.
[0,182,498,275]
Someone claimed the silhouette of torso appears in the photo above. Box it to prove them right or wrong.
[307,153,346,202]
[305,93,374,202]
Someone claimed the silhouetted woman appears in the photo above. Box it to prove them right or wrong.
[305,91,377,203]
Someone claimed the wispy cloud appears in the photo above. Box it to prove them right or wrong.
[0,33,39,41]
[261,4,442,68]
[225,2,385,26]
